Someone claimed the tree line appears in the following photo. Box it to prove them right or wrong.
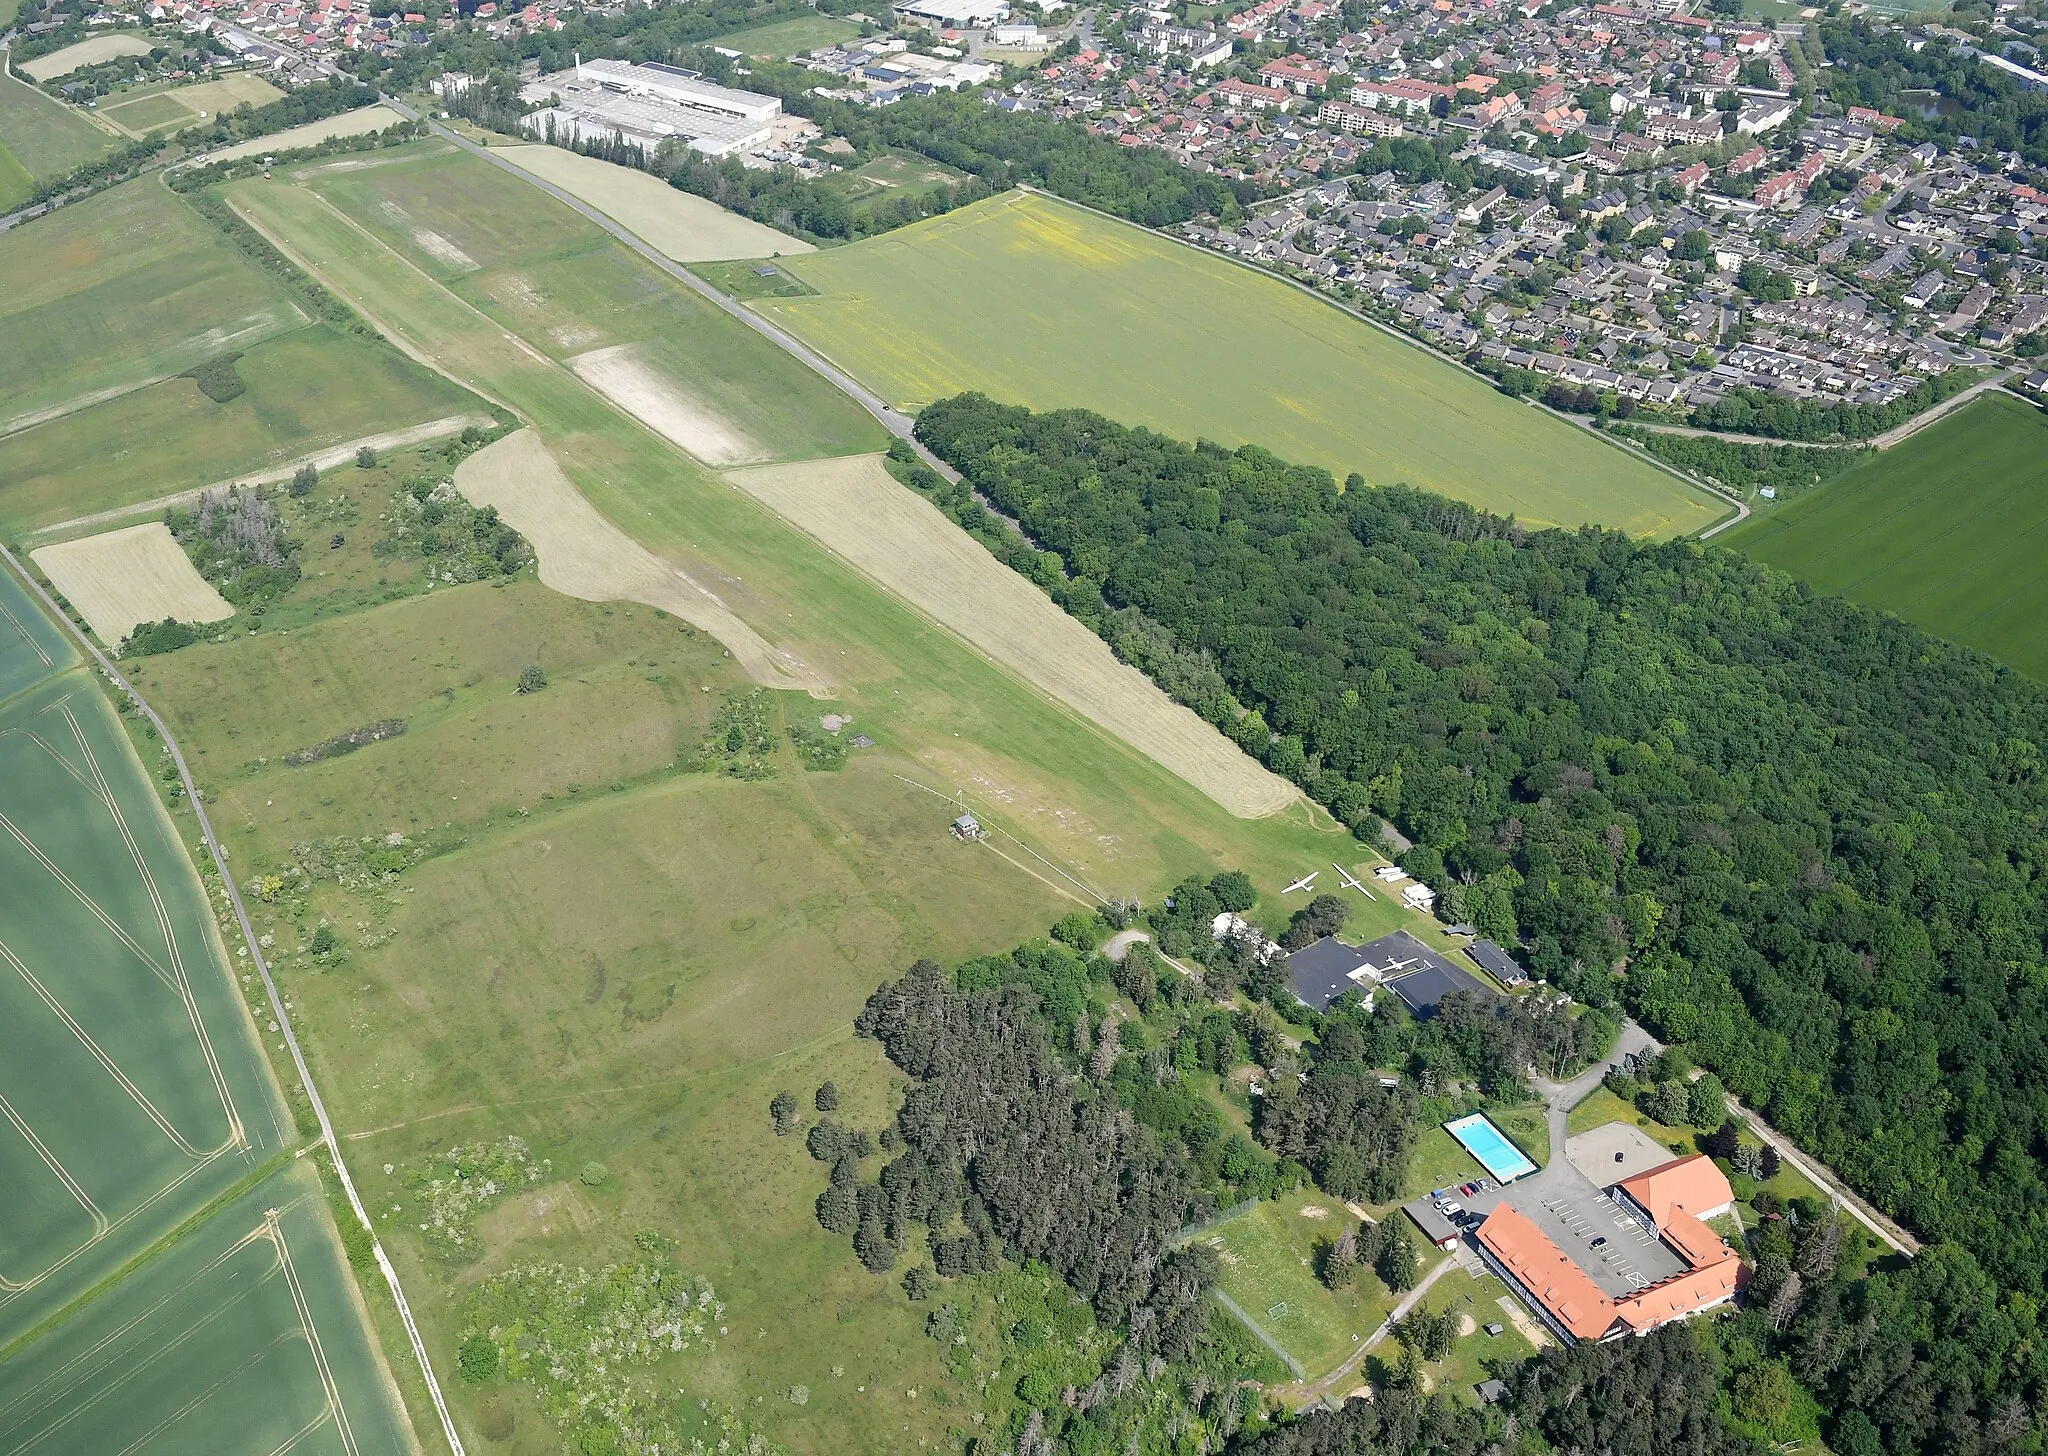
[912,392,2048,1454]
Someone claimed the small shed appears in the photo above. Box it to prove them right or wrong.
[1477,1379,1510,1404]
[950,814,986,841]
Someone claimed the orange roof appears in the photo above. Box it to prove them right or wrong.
[1659,1207,1730,1269]
[1477,1206,1618,1341]
[1613,1252,1742,1332]
[1617,1154,1733,1229]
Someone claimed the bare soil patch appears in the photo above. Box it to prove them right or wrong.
[453,430,822,693]
[722,455,1296,818]
[570,344,766,468]
[32,522,232,647]
[498,144,814,262]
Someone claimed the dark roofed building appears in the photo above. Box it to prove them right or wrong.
[1358,930,1496,1018]
[1403,1198,1462,1250]
[1285,936,1376,1009]
[1465,939,1530,987]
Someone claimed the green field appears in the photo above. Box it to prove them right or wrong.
[708,12,862,54]
[0,325,483,537]
[1200,1193,1403,1379]
[752,191,1725,537]
[0,68,118,207]
[814,148,973,224]
[0,178,307,430]
[179,147,1473,1451]
[1726,392,2048,680]
[0,1162,416,1456]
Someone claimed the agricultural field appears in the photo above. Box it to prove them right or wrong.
[496,143,814,262]
[149,149,1452,1452]
[31,520,232,646]
[206,103,410,162]
[753,191,1725,537]
[1198,1193,1404,1379]
[0,68,118,208]
[16,32,152,80]
[0,325,486,538]
[707,12,863,55]
[1726,391,2048,681]
[98,72,285,139]
[0,1161,417,1456]
[0,177,307,431]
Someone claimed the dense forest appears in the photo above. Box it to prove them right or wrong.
[911,394,2048,1451]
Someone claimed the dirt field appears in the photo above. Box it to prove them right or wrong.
[204,105,406,162]
[497,144,814,262]
[570,344,766,467]
[31,521,232,646]
[453,429,823,693]
[18,34,151,79]
[722,455,1297,817]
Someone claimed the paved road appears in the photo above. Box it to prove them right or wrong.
[0,542,470,1456]
[378,96,966,486]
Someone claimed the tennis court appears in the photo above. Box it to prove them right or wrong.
[1445,1113,1538,1184]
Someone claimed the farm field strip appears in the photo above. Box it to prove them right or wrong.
[203,104,409,163]
[15,33,153,79]
[1728,393,2048,681]
[30,523,234,647]
[723,454,1295,816]
[755,191,1723,538]
[493,144,814,262]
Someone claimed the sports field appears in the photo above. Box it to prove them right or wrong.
[0,69,118,208]
[0,178,307,431]
[1726,392,2048,680]
[708,12,861,54]
[752,191,1724,537]
[99,73,285,139]
[0,325,484,537]
[1199,1193,1399,1379]
[0,1162,417,1456]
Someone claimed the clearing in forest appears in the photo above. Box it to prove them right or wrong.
[571,342,768,467]
[497,144,815,261]
[755,191,1723,538]
[453,428,823,693]
[31,521,233,647]
[1727,391,2048,681]
[723,454,1296,817]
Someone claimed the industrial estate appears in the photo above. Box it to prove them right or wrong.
[2,0,2046,1449]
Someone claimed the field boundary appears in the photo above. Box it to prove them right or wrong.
[0,539,469,1456]
[1210,1287,1306,1380]
[1008,185,1738,537]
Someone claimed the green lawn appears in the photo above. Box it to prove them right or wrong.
[1408,1267,1535,1403]
[1726,391,2048,681]
[0,140,32,212]
[1199,1194,1393,1379]
[98,91,194,133]
[0,68,116,184]
[754,191,1725,537]
[1486,1100,1551,1170]
[708,12,861,55]
[0,177,306,429]
[1387,1126,1491,1211]
[688,256,818,300]
[0,325,483,537]
[813,148,974,225]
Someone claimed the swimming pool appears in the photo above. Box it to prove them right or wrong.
[1444,1113,1538,1184]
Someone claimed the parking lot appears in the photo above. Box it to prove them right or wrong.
[1566,1121,1680,1186]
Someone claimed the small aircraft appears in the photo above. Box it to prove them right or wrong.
[1333,864,1373,897]
[1282,872,1319,894]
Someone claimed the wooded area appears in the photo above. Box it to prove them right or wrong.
[913,393,2048,1454]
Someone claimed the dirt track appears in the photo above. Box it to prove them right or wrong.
[453,429,824,694]
[723,454,1297,817]
[31,523,232,647]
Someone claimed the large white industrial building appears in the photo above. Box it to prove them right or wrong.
[520,58,782,158]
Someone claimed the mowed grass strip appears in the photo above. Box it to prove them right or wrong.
[1726,391,2048,681]
[0,1163,415,1456]
[0,179,306,429]
[0,325,484,537]
[756,191,1721,537]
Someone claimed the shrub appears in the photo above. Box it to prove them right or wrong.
[309,923,339,955]
[184,352,246,403]
[770,1089,799,1135]
[458,1333,500,1383]
[517,664,546,694]
[356,445,377,468]
[815,1080,839,1112]
[578,1161,608,1187]
[290,463,319,497]
[902,1264,934,1300]
[122,618,202,657]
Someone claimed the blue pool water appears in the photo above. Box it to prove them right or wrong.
[1444,1113,1538,1183]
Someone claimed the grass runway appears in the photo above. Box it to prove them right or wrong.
[1726,392,2048,681]
[753,191,1724,537]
